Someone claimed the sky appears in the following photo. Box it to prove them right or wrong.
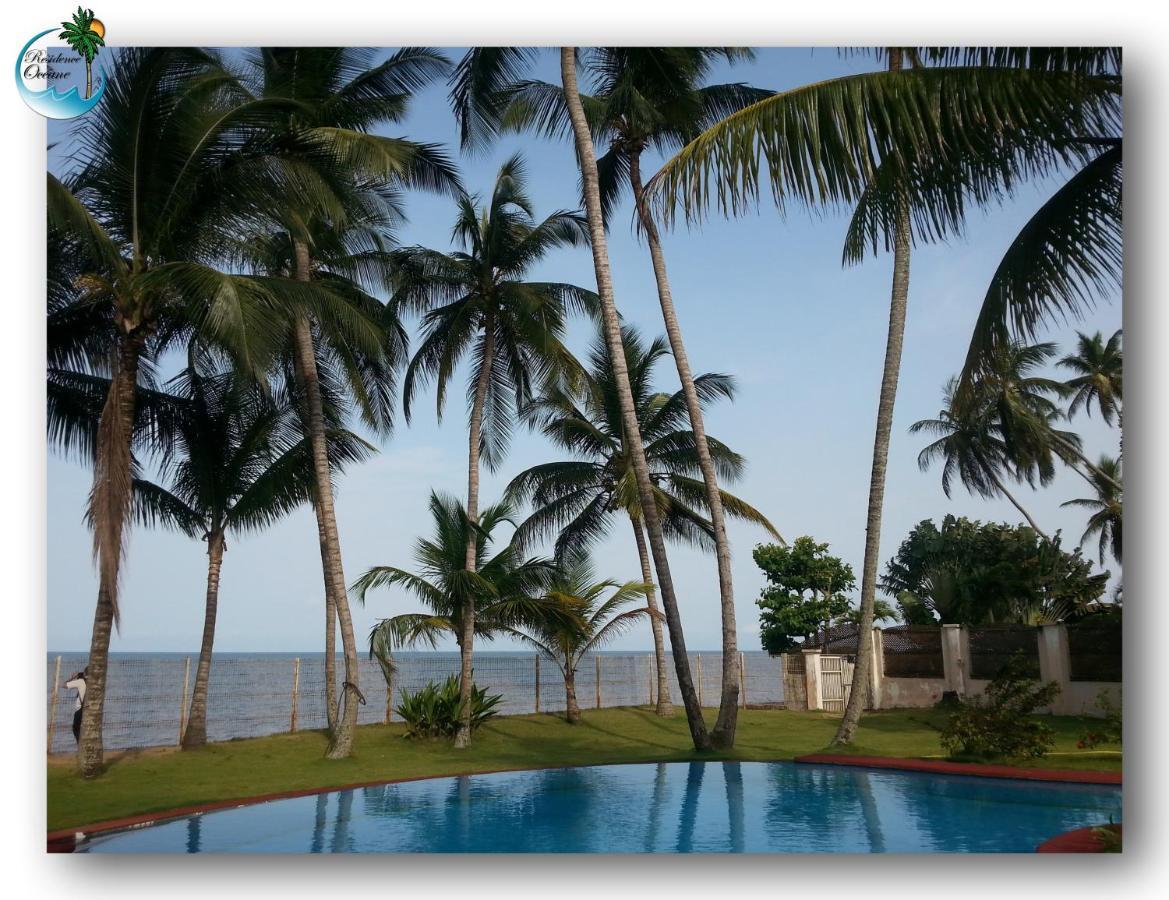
[46,48,1123,653]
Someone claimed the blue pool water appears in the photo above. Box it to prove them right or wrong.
[75,762,1121,854]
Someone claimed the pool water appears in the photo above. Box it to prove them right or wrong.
[76,762,1121,854]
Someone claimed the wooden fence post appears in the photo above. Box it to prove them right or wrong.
[178,656,191,746]
[534,654,541,714]
[697,654,704,707]
[47,655,61,753]
[290,658,300,733]
[595,655,602,709]
[739,651,747,707]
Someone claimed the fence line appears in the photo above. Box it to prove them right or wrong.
[46,652,785,754]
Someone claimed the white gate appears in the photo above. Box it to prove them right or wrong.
[818,655,855,713]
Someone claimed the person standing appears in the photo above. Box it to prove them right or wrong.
[64,669,87,744]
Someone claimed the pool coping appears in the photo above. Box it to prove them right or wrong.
[1036,824,1122,853]
[793,753,1123,785]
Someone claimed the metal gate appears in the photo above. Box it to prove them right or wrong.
[819,655,854,713]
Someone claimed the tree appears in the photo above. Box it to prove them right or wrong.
[354,491,569,724]
[491,49,772,746]
[1059,330,1123,426]
[911,377,1050,539]
[1062,455,1122,565]
[391,155,593,747]
[242,46,460,758]
[754,537,856,654]
[58,7,105,99]
[508,324,780,715]
[130,353,372,748]
[501,552,654,723]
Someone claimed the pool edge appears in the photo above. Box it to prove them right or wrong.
[793,753,1123,785]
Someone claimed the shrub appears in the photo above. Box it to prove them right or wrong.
[940,654,1060,759]
[395,675,503,739]
[1079,689,1122,749]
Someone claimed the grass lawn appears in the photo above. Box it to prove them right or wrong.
[47,706,1121,832]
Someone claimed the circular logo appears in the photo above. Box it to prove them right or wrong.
[16,13,106,120]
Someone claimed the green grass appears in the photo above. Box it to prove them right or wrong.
[47,707,1121,832]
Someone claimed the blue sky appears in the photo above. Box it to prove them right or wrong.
[46,48,1122,652]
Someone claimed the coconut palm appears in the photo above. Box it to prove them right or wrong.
[354,492,570,712]
[1062,455,1122,565]
[391,155,593,747]
[1059,330,1123,425]
[493,47,772,747]
[130,352,374,748]
[58,7,104,99]
[500,552,654,723]
[47,48,314,777]
[911,377,1050,539]
[507,325,780,715]
[241,46,460,758]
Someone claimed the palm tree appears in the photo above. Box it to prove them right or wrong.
[48,48,302,777]
[911,377,1050,539]
[496,47,772,748]
[242,47,460,758]
[1062,455,1122,565]
[500,553,654,723]
[58,7,105,99]
[507,325,780,716]
[353,492,567,709]
[391,155,593,747]
[130,353,373,748]
[1059,330,1123,425]
[560,46,712,750]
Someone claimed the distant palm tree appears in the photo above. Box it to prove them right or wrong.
[500,552,655,723]
[1062,455,1122,565]
[58,7,105,99]
[508,325,780,715]
[132,353,373,748]
[392,155,593,747]
[354,492,568,710]
[911,377,1050,539]
[1059,330,1123,425]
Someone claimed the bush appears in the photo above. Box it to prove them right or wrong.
[940,654,1060,759]
[1079,689,1122,749]
[395,675,502,739]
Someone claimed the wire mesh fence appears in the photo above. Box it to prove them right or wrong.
[47,652,785,754]
[880,626,945,678]
[968,625,1041,680]
[1067,617,1122,682]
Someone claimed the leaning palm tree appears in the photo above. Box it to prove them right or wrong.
[1059,330,1123,425]
[48,48,303,777]
[911,377,1050,538]
[354,492,567,715]
[495,47,772,748]
[240,46,460,759]
[1062,455,1122,565]
[131,353,373,748]
[500,553,654,723]
[508,325,780,716]
[392,155,593,747]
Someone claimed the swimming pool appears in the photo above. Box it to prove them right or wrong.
[75,761,1121,853]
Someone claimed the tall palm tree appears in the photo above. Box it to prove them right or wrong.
[130,353,373,748]
[911,377,1050,538]
[57,7,104,99]
[1062,455,1122,565]
[560,46,711,750]
[500,553,654,723]
[1059,329,1123,425]
[647,47,1119,745]
[507,325,780,715]
[496,47,772,747]
[353,492,566,707]
[391,156,593,746]
[48,48,302,777]
[242,47,460,758]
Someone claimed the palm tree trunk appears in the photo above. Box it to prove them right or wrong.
[630,151,739,747]
[565,666,582,724]
[455,317,496,749]
[292,239,360,760]
[182,528,225,749]
[561,46,710,751]
[85,59,92,100]
[833,61,910,745]
[78,332,143,778]
[1052,433,1124,493]
[630,514,672,716]
[316,504,339,733]
[988,471,1051,540]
